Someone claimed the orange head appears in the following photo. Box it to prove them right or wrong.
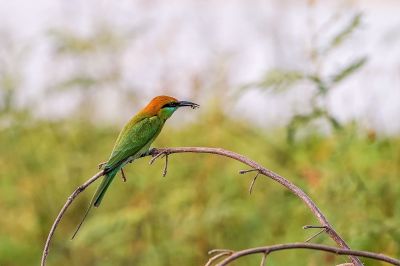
[142,95,199,120]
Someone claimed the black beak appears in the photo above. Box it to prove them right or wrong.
[177,101,200,109]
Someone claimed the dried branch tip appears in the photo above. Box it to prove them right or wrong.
[208,249,233,255]
[249,172,260,194]
[149,150,169,165]
[162,153,169,177]
[260,251,269,266]
[120,168,127,182]
[239,169,259,174]
[98,162,106,169]
[148,150,170,177]
[206,249,234,266]
[239,169,261,194]
[303,225,327,230]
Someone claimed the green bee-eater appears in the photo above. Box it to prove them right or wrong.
[72,95,199,238]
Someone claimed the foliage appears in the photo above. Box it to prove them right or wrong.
[44,25,138,120]
[0,110,399,266]
[243,13,368,143]
[0,32,30,119]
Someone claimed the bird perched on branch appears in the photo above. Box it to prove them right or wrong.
[72,95,199,238]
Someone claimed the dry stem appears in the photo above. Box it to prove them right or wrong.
[212,242,400,266]
[42,147,366,265]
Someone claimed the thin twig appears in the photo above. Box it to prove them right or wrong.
[149,151,165,165]
[208,249,234,255]
[239,168,261,194]
[305,228,327,243]
[148,147,363,265]
[303,225,328,242]
[42,147,364,266]
[205,251,233,266]
[149,150,170,177]
[214,242,400,266]
[41,170,105,266]
[249,171,260,194]
[303,225,327,229]
[260,252,268,266]
[239,169,259,174]
[120,168,127,182]
[163,153,169,177]
[98,162,106,169]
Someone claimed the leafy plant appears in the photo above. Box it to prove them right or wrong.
[243,13,368,143]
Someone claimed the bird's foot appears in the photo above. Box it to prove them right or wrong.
[139,148,157,158]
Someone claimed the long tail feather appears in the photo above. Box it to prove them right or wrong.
[71,168,119,239]
[93,169,118,207]
[71,203,92,239]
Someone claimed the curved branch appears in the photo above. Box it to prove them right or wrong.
[148,147,363,265]
[42,147,363,265]
[41,170,105,266]
[212,243,400,266]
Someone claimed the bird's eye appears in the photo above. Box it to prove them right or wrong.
[162,102,178,108]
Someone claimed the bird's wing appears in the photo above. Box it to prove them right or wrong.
[105,115,163,171]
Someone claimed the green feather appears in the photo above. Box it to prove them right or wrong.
[71,168,119,239]
[93,168,119,207]
[71,114,165,239]
[70,95,200,239]
[105,115,163,171]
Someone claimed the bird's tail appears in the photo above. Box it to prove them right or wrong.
[71,167,119,239]
[93,167,119,207]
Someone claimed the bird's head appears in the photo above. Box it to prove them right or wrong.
[142,95,199,120]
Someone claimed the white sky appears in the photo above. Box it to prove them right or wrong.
[0,0,399,134]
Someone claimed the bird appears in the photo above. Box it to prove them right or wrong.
[71,95,199,239]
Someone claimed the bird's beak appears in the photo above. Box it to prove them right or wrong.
[177,101,200,109]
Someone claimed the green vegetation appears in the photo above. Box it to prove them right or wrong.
[243,13,368,143]
[0,10,398,266]
[0,110,399,265]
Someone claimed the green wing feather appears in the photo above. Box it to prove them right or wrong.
[105,114,161,170]
[71,115,164,239]
[95,115,164,206]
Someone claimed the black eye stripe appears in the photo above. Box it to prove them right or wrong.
[162,102,178,108]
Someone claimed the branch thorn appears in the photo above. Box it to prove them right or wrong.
[303,225,328,243]
[149,150,170,177]
[239,169,259,174]
[239,169,261,194]
[206,249,233,266]
[120,168,127,182]
[98,162,106,169]
[260,251,269,266]
[303,225,327,230]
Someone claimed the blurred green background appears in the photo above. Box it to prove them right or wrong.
[1,1,400,265]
